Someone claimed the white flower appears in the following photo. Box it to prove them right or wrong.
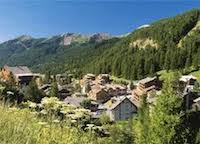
[53,119,60,123]
[38,122,47,125]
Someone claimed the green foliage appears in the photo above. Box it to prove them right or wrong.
[129,80,134,90]
[133,73,184,144]
[100,112,111,125]
[43,71,52,84]
[7,73,16,86]
[49,82,59,98]
[40,97,91,124]
[80,99,92,109]
[0,82,24,105]
[193,81,200,92]
[150,79,182,144]
[196,129,200,144]
[133,95,150,144]
[108,120,134,144]
[0,106,108,144]
[24,80,44,103]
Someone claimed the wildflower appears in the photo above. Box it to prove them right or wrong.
[29,102,37,108]
[40,109,47,115]
[53,119,60,123]
[38,122,47,125]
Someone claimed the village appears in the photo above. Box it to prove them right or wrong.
[0,65,200,122]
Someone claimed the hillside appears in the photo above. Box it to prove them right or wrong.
[1,9,200,79]
[0,33,113,74]
[82,9,200,79]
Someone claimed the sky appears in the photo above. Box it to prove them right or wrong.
[0,0,200,42]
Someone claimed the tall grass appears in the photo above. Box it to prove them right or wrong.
[0,106,108,144]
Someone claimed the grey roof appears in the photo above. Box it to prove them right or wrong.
[4,65,32,75]
[194,97,200,103]
[139,76,157,84]
[64,96,87,107]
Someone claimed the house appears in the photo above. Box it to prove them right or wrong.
[39,84,72,99]
[58,86,72,100]
[64,96,98,111]
[105,84,127,96]
[80,73,96,92]
[83,73,96,81]
[179,75,197,92]
[104,96,138,121]
[96,74,110,85]
[81,80,92,94]
[80,74,128,101]
[64,96,87,107]
[132,76,161,102]
[88,85,110,103]
[84,83,127,98]
[1,65,39,86]
[179,75,197,86]
[56,73,72,85]
[39,84,51,94]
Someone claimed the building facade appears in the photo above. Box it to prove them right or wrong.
[105,96,137,121]
[1,65,39,86]
[132,76,161,102]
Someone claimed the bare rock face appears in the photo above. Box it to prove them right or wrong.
[62,33,77,46]
[60,33,89,46]
[17,35,32,41]
[89,33,111,43]
[60,33,112,46]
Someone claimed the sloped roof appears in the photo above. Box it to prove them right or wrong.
[4,65,32,75]
[179,75,197,82]
[105,96,138,110]
[139,76,157,85]
[64,96,87,107]
[90,85,105,93]
[194,97,200,103]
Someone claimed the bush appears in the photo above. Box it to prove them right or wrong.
[100,112,111,125]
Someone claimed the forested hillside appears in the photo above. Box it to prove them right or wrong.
[1,9,200,79]
[83,9,200,79]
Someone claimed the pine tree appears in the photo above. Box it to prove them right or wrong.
[44,71,51,84]
[24,80,44,103]
[150,77,182,144]
[49,82,59,97]
[185,57,191,68]
[133,95,150,144]
[164,51,170,71]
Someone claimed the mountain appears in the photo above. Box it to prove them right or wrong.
[0,33,113,73]
[1,9,200,79]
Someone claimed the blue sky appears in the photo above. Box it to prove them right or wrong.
[0,0,200,42]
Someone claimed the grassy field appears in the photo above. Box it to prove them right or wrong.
[0,106,108,144]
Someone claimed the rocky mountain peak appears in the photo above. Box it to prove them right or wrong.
[17,35,33,41]
[89,33,111,43]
